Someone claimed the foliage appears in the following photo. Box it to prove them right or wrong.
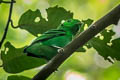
[2,4,120,73]
[18,6,73,36]
[89,30,120,61]
[0,0,120,80]
[1,42,46,73]
[1,6,74,74]
[7,75,31,80]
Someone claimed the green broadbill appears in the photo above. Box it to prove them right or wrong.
[24,19,82,60]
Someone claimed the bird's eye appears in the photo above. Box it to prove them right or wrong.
[67,20,71,22]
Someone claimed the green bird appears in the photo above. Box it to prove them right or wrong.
[24,19,82,60]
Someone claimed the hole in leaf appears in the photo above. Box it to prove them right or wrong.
[99,35,104,40]
[37,34,41,36]
[107,30,110,32]
[34,17,40,23]
[84,24,88,30]
[61,20,65,24]
[107,42,112,46]
[5,48,9,54]
[46,18,48,21]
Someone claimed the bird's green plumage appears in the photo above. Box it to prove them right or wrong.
[24,19,82,60]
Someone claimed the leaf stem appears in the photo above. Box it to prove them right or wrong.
[10,19,19,28]
[0,0,15,48]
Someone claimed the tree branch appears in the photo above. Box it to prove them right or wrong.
[0,0,15,48]
[32,4,120,80]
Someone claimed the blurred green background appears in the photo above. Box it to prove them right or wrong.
[0,0,120,80]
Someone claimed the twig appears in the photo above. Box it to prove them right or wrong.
[0,0,16,4]
[32,4,120,80]
[10,19,19,28]
[0,0,15,48]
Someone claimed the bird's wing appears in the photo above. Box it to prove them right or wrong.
[25,44,58,60]
[31,29,66,44]
[24,29,66,60]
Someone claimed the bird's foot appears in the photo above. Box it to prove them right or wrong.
[53,45,64,53]
[58,48,64,54]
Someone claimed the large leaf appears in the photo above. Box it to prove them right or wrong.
[18,6,73,36]
[76,18,120,61]
[7,75,31,80]
[1,42,46,73]
[89,29,120,61]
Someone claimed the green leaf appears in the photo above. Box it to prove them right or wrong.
[89,29,120,61]
[76,18,120,61]
[7,75,31,80]
[82,18,94,26]
[80,18,94,32]
[1,42,47,73]
[18,6,73,36]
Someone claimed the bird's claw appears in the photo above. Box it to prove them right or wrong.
[58,48,64,53]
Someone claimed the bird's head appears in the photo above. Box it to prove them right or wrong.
[57,19,82,35]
